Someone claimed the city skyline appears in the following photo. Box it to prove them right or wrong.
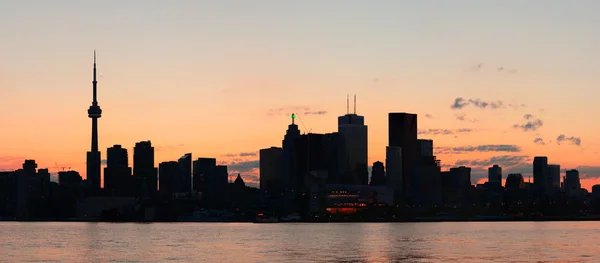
[1,1,600,190]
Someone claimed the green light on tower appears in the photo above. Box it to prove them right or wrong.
[291,113,295,124]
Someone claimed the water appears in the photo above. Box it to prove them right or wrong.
[0,222,598,262]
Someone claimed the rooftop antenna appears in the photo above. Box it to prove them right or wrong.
[353,94,356,114]
[346,94,349,115]
[291,113,295,125]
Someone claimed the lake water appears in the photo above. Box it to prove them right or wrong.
[0,222,598,262]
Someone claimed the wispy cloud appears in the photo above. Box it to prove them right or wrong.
[224,160,259,174]
[450,97,505,110]
[425,114,433,119]
[533,137,545,145]
[436,144,521,154]
[454,113,478,123]
[556,134,581,146]
[267,106,327,116]
[223,151,258,158]
[513,114,543,131]
[455,155,530,167]
[418,128,472,136]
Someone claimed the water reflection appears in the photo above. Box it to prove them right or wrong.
[0,222,598,262]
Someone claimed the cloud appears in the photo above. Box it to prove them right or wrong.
[450,97,504,110]
[155,144,185,152]
[451,155,532,182]
[304,111,328,115]
[425,114,433,119]
[267,106,327,116]
[436,144,521,154]
[454,113,478,123]
[224,160,259,174]
[418,128,472,136]
[512,114,543,131]
[576,166,600,179]
[556,134,581,146]
[471,63,484,72]
[533,137,545,145]
[223,151,258,158]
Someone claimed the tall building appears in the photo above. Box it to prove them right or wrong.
[104,145,132,196]
[505,173,525,190]
[548,164,561,189]
[488,165,502,186]
[260,147,283,191]
[449,166,471,188]
[385,146,402,200]
[564,169,581,196]
[158,161,180,198]
[533,156,548,196]
[133,141,157,195]
[178,153,192,193]
[370,161,385,186]
[192,157,217,192]
[418,139,433,157]
[86,51,102,193]
[281,114,301,191]
[388,113,418,200]
[337,95,368,185]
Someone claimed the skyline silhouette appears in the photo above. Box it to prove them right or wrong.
[1,1,600,190]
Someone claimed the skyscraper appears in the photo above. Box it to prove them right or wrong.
[533,156,548,196]
[338,95,368,185]
[488,165,502,187]
[548,164,561,189]
[133,141,157,195]
[104,145,132,196]
[417,139,433,157]
[86,51,102,193]
[281,114,301,191]
[388,113,418,200]
[260,147,283,191]
[385,146,402,200]
[193,157,217,192]
[370,161,385,186]
[178,153,192,193]
[564,169,581,196]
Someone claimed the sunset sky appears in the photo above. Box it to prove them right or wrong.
[1,1,599,190]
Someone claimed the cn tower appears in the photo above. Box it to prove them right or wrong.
[86,51,102,193]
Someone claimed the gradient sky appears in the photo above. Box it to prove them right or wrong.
[1,1,599,189]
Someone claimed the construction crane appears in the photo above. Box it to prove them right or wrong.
[55,162,70,172]
[294,112,312,134]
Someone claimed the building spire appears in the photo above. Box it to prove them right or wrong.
[346,94,349,114]
[92,50,97,104]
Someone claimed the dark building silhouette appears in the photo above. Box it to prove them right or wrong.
[338,95,368,185]
[533,156,549,197]
[133,141,157,196]
[103,145,133,196]
[564,169,581,196]
[388,113,418,201]
[281,114,301,191]
[505,173,525,190]
[488,165,502,187]
[370,161,385,186]
[192,157,216,192]
[548,164,561,190]
[178,153,192,193]
[158,161,180,198]
[417,139,433,157]
[204,165,229,207]
[449,166,471,188]
[59,171,83,186]
[260,147,283,192]
[86,51,102,194]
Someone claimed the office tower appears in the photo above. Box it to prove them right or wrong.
[449,166,471,187]
[418,139,433,157]
[548,164,561,189]
[133,141,157,195]
[193,158,217,192]
[338,95,368,185]
[281,114,301,190]
[158,161,180,198]
[386,146,402,199]
[204,165,229,207]
[58,171,83,185]
[533,156,548,196]
[388,113,418,199]
[104,145,133,196]
[178,153,192,193]
[505,173,525,190]
[564,169,581,196]
[488,165,502,186]
[86,51,102,193]
[370,161,386,186]
[260,147,283,191]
